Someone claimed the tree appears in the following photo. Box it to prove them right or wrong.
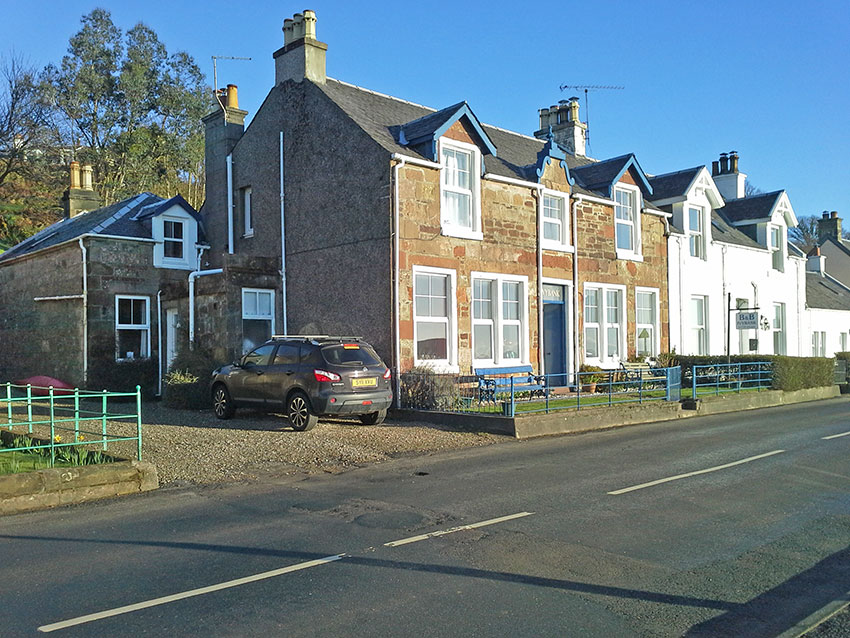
[789,215,820,253]
[41,9,211,207]
[744,179,762,197]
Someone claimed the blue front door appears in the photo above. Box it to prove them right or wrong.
[543,285,568,386]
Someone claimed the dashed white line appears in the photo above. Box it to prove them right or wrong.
[822,430,850,440]
[608,450,786,495]
[37,554,345,633]
[384,512,535,547]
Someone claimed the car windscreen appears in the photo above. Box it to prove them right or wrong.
[321,344,383,366]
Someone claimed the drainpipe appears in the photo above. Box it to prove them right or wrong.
[571,196,583,382]
[156,290,163,397]
[226,154,234,254]
[721,244,728,355]
[532,185,544,374]
[79,238,88,386]
[279,131,288,335]
[679,236,685,351]
[188,268,223,347]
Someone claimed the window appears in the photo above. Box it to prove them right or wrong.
[770,225,784,272]
[812,331,826,357]
[413,268,456,367]
[584,284,625,364]
[440,140,481,239]
[243,187,253,237]
[841,332,848,352]
[691,296,708,355]
[773,302,786,355]
[273,344,300,365]
[163,220,184,260]
[115,296,150,361]
[688,207,704,259]
[542,192,570,249]
[243,343,275,367]
[242,288,275,353]
[471,273,528,364]
[636,289,658,357]
[614,186,640,257]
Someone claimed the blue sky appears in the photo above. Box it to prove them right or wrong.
[3,1,849,222]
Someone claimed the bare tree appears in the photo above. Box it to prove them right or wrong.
[789,215,820,253]
[0,54,49,188]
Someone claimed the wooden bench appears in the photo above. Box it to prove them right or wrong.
[474,365,546,403]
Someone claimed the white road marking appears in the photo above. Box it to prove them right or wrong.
[822,430,850,440]
[608,450,786,495]
[384,512,534,547]
[37,554,345,633]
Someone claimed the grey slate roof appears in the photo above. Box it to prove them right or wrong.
[570,155,634,193]
[0,193,200,263]
[399,102,466,144]
[719,190,784,223]
[319,79,600,196]
[806,272,850,311]
[647,167,702,202]
[710,211,764,250]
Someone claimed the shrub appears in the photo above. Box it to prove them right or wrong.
[163,347,218,410]
[400,366,461,410]
[87,359,158,398]
[578,364,603,383]
[676,354,834,391]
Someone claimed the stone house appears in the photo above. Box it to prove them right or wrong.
[196,9,670,393]
[0,162,203,391]
[656,153,807,356]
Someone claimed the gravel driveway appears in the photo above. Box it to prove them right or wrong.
[133,402,503,485]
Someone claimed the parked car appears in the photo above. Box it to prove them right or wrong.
[210,336,393,430]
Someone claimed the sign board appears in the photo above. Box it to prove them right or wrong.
[736,311,759,330]
[542,284,564,303]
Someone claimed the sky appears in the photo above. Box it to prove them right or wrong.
[2,0,849,223]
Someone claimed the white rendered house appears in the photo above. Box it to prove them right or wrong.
[804,249,850,356]
[655,153,806,356]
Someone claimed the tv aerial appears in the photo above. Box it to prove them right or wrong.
[558,84,624,151]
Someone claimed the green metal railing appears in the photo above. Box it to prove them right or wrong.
[1,383,143,465]
[690,362,772,397]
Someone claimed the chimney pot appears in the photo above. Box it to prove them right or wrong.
[711,160,720,176]
[719,153,729,174]
[831,211,838,218]
[69,161,81,189]
[823,211,830,219]
[226,84,238,109]
[303,9,317,39]
[729,151,739,173]
[81,164,93,190]
[283,18,294,45]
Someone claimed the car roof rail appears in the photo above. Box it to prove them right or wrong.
[271,334,364,342]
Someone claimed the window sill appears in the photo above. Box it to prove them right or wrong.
[615,250,643,263]
[243,232,254,239]
[441,226,483,241]
[541,242,574,254]
[155,260,194,270]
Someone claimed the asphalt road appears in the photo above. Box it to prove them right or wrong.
[2,397,849,638]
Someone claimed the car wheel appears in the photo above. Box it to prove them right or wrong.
[288,392,318,431]
[359,409,387,425]
[212,384,235,420]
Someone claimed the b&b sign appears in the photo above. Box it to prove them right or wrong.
[736,311,759,330]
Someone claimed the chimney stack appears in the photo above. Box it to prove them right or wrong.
[806,245,826,274]
[533,96,587,156]
[817,210,843,242]
[61,161,101,218]
[274,9,327,85]
[713,151,747,201]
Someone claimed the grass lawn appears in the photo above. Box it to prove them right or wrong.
[0,450,75,476]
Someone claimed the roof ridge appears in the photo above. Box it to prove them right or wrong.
[327,77,437,114]
[648,165,705,179]
[89,193,153,235]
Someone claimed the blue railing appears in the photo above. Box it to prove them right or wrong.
[690,362,772,397]
[400,366,682,417]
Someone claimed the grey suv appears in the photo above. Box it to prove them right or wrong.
[211,336,393,430]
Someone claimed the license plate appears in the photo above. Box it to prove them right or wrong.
[352,377,377,388]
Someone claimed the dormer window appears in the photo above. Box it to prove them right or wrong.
[163,220,184,260]
[688,207,705,259]
[542,191,571,250]
[614,185,641,259]
[770,225,784,272]
[440,139,482,240]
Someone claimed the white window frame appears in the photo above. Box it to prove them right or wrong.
[688,206,705,259]
[772,302,786,355]
[115,295,150,362]
[541,190,572,252]
[153,210,196,270]
[770,224,784,272]
[691,295,708,355]
[242,288,276,352]
[243,187,253,238]
[439,138,483,241]
[614,184,642,261]
[470,271,529,367]
[583,283,626,367]
[812,331,826,357]
[163,219,185,261]
[412,265,458,372]
[635,287,660,358]
[841,332,848,352]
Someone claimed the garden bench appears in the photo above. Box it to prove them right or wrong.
[474,365,546,403]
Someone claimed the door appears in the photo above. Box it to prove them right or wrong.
[262,343,302,408]
[542,284,568,387]
[230,343,276,406]
[165,308,179,371]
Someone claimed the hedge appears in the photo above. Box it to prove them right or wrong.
[87,359,158,399]
[163,347,218,410]
[660,354,835,392]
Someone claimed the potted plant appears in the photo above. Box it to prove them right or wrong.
[578,364,603,393]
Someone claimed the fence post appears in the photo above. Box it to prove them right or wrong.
[102,390,108,451]
[49,386,55,467]
[692,366,697,398]
[74,388,80,442]
[136,385,143,461]
[6,382,11,427]
[715,366,720,395]
[26,385,32,434]
[509,377,515,418]
[607,371,613,406]
[577,372,582,410]
[639,370,644,403]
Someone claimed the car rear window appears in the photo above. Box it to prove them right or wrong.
[321,344,383,366]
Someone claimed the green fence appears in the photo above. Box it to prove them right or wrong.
[1,383,143,466]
